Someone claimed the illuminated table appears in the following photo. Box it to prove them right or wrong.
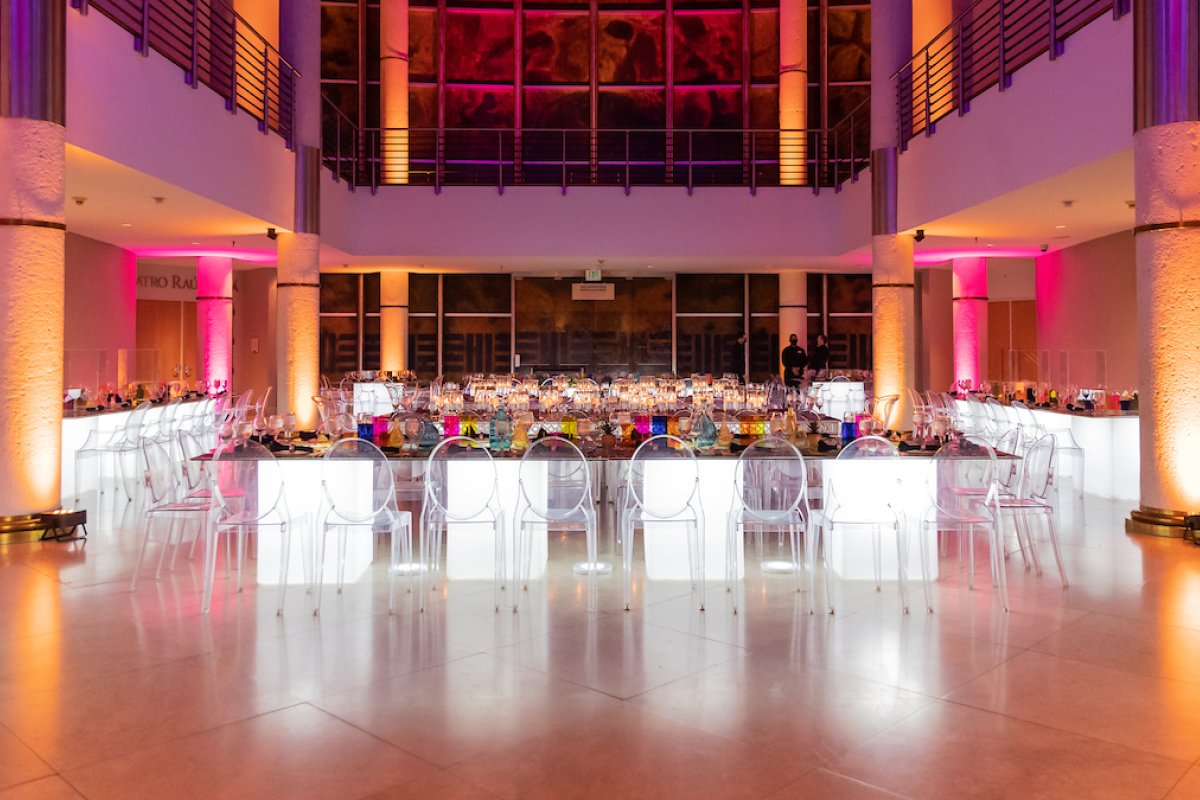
[258,444,963,587]
[62,399,204,505]
[1028,408,1138,501]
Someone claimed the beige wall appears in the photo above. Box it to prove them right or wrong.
[64,233,137,390]
[1035,231,1137,390]
[232,268,278,409]
[987,300,1038,383]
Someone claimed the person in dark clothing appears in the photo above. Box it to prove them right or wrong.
[808,333,830,381]
[780,333,807,388]
[730,331,747,379]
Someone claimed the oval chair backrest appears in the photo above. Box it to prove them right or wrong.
[424,436,499,521]
[157,398,182,436]
[1021,434,1057,501]
[177,429,208,492]
[993,427,1023,491]
[829,435,902,518]
[519,436,592,521]
[874,394,899,430]
[626,434,698,520]
[734,436,807,524]
[928,435,997,517]
[322,437,398,524]
[123,401,152,440]
[141,439,178,505]
[212,439,285,523]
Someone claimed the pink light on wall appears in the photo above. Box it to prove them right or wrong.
[134,247,277,264]
[197,256,233,391]
[952,257,987,390]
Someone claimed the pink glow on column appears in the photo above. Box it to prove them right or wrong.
[952,257,987,390]
[197,256,233,391]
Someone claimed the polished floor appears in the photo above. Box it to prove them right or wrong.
[2,489,1200,799]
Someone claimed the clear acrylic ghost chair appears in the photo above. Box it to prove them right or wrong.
[206,439,299,615]
[513,436,598,612]
[998,434,1069,587]
[314,438,413,615]
[919,436,1007,612]
[1010,400,1046,449]
[1043,427,1085,505]
[74,400,152,504]
[620,434,704,612]
[814,435,921,614]
[419,436,506,612]
[130,439,215,591]
[146,397,184,446]
[726,436,810,614]
[983,397,1013,443]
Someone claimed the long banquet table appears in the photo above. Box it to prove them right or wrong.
[253,442,960,587]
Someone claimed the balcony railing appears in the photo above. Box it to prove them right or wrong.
[71,0,297,147]
[323,95,871,194]
[896,0,1130,147]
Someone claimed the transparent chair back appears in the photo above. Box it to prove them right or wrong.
[627,435,699,520]
[519,437,592,522]
[734,437,808,524]
[425,437,499,521]
[212,439,286,524]
[322,438,399,524]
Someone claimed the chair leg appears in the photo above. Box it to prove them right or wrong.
[201,521,220,614]
[493,516,505,613]
[154,517,178,581]
[823,521,835,615]
[918,520,934,613]
[1044,511,1070,588]
[622,514,634,612]
[130,515,155,591]
[277,522,290,616]
[586,518,598,614]
[895,525,910,614]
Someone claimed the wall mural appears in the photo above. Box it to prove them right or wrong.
[598,13,665,83]
[525,13,590,84]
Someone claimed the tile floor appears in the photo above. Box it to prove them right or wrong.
[2,490,1200,799]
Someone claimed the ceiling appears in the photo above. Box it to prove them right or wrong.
[67,141,1136,274]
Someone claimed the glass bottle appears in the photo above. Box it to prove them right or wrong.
[561,411,577,439]
[489,406,511,451]
[694,408,717,449]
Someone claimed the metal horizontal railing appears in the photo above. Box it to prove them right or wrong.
[895,0,1130,146]
[71,0,297,147]
[323,95,871,193]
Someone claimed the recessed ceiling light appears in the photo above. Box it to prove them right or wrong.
[1055,224,1067,229]
[121,223,133,227]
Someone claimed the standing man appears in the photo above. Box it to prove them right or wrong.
[730,331,747,380]
[781,333,807,388]
[808,333,830,382]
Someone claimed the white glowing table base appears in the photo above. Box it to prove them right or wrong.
[260,451,947,588]
[1028,409,1139,501]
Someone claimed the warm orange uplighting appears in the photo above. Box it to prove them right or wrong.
[277,233,321,429]
[380,0,410,185]
[0,119,66,515]
[778,0,807,186]
[872,234,915,431]
[1134,125,1200,516]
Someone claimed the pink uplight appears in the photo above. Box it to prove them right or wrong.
[134,247,278,264]
[914,246,1043,264]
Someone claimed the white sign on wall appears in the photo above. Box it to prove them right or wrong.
[571,282,615,301]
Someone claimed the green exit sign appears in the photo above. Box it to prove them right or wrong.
[585,268,602,282]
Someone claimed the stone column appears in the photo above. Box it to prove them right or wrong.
[1127,0,1200,537]
[0,0,66,527]
[380,271,409,372]
[276,233,320,428]
[870,0,914,431]
[279,0,322,429]
[380,0,410,184]
[951,257,987,391]
[778,0,807,184]
[197,256,234,391]
[778,271,807,378]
